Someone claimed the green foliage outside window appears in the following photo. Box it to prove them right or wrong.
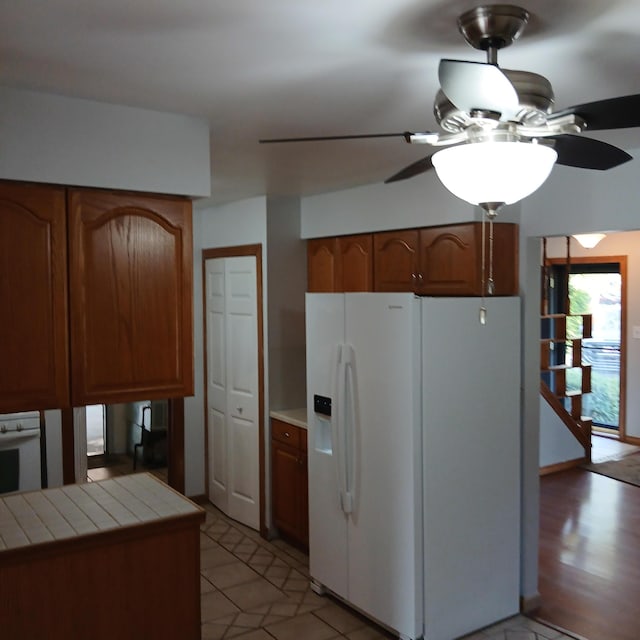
[566,281,591,339]
[566,368,619,427]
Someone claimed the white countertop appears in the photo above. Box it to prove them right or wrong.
[0,473,203,552]
[270,408,308,429]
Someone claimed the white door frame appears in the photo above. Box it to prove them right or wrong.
[202,244,265,536]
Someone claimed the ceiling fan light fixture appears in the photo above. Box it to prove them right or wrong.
[431,140,557,206]
[573,233,606,249]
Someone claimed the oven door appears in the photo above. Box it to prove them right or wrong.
[0,412,42,494]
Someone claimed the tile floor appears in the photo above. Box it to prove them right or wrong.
[198,503,583,640]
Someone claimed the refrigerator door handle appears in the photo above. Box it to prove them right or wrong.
[343,343,359,516]
[333,343,350,514]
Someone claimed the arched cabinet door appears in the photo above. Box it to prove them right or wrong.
[419,222,519,296]
[339,234,373,292]
[68,189,193,406]
[307,237,340,292]
[373,229,419,292]
[308,234,373,292]
[0,181,69,412]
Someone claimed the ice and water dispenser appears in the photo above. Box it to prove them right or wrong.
[313,394,332,453]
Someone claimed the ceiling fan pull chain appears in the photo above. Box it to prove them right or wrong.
[488,210,496,296]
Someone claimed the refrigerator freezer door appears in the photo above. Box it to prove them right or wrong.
[344,293,423,640]
[306,293,349,600]
[421,297,521,640]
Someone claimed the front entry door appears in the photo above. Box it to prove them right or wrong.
[206,256,260,529]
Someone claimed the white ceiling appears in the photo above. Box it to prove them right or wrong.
[2,0,640,204]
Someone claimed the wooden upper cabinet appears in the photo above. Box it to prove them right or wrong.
[338,234,372,291]
[68,189,194,405]
[419,222,518,296]
[373,229,419,292]
[0,181,70,412]
[307,237,339,292]
[309,223,517,296]
[307,234,372,292]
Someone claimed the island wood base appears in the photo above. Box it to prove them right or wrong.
[0,474,205,640]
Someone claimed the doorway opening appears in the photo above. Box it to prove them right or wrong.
[85,401,169,483]
[548,258,626,438]
[86,404,106,457]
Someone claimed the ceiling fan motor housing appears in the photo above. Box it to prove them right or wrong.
[434,69,555,132]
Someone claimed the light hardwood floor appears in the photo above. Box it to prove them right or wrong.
[536,465,640,640]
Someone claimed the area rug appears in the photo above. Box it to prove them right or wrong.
[582,451,640,487]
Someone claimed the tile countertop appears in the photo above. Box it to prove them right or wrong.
[0,473,204,552]
[269,408,308,430]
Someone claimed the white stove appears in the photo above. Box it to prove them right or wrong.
[0,411,42,494]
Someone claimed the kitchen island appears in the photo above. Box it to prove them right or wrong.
[0,473,204,640]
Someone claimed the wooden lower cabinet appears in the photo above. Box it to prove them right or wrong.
[271,419,308,548]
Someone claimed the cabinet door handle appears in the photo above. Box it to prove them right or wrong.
[411,273,417,282]
[284,431,290,438]
[418,273,424,281]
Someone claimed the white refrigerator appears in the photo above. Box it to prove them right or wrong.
[306,293,520,640]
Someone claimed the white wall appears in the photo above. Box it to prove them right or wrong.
[539,397,584,467]
[0,86,211,197]
[266,197,307,410]
[43,410,63,488]
[301,172,475,238]
[184,197,268,497]
[522,161,640,238]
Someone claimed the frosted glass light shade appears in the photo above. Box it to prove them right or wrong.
[431,141,558,206]
[573,233,606,249]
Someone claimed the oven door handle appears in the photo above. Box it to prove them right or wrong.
[0,428,41,443]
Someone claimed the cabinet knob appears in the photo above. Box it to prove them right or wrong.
[411,273,417,281]
[284,432,290,438]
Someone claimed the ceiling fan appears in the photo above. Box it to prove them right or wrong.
[260,4,640,206]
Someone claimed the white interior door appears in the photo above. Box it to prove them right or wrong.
[206,256,260,529]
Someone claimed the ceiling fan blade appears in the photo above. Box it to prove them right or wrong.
[260,132,412,143]
[550,94,640,131]
[438,59,519,117]
[549,134,632,170]
[384,155,435,184]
